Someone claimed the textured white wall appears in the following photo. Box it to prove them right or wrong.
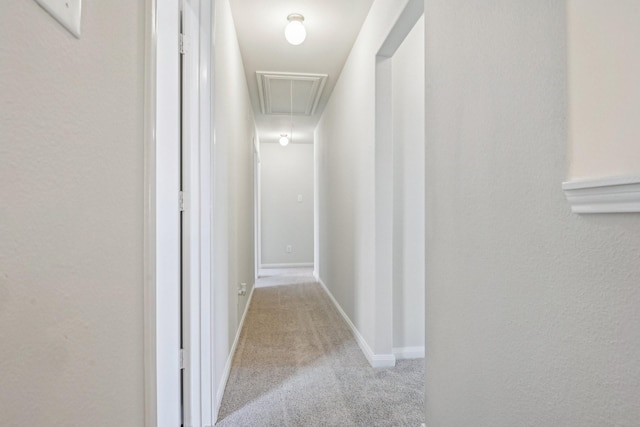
[316,0,410,355]
[392,16,425,351]
[260,143,314,266]
[568,0,640,179]
[212,0,256,402]
[0,1,145,425]
[424,1,640,425]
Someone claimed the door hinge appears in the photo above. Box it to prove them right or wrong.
[180,348,185,370]
[179,33,187,55]
[179,191,185,212]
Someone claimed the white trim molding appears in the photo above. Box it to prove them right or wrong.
[562,175,640,213]
[318,279,396,368]
[144,0,182,425]
[216,284,256,412]
[393,346,425,360]
[260,262,314,269]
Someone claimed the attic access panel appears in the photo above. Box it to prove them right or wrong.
[256,71,328,116]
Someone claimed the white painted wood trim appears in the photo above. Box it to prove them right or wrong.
[254,134,261,282]
[562,175,640,213]
[143,0,157,425]
[181,1,201,424]
[318,279,396,368]
[215,284,256,412]
[260,262,314,269]
[393,346,425,360]
[197,1,215,425]
[144,0,182,425]
[255,280,317,289]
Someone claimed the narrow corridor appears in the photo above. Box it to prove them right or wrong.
[216,272,425,426]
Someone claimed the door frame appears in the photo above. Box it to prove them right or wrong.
[250,123,261,277]
[144,0,216,426]
[373,0,424,364]
[143,0,181,425]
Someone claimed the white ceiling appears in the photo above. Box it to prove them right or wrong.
[229,0,374,144]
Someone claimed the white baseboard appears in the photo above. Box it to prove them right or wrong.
[215,284,255,412]
[260,262,314,269]
[393,346,425,360]
[317,278,396,368]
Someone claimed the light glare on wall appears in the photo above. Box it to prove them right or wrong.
[285,13,306,45]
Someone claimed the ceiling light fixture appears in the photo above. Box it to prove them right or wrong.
[279,134,290,146]
[285,13,306,45]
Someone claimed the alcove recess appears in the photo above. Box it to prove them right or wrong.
[563,0,640,214]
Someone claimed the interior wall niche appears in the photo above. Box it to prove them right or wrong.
[564,0,640,213]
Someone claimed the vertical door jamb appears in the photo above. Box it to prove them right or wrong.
[181,0,217,425]
[144,0,182,426]
[254,134,261,277]
[199,1,216,423]
[373,0,424,366]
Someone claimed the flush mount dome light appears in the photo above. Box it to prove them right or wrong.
[279,134,290,146]
[285,13,306,45]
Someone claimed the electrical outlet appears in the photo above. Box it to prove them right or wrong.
[286,245,292,253]
[238,282,247,296]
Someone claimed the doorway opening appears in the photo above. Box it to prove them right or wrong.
[375,0,425,362]
[255,135,316,280]
[144,0,217,425]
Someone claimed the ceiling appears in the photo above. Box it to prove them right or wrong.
[229,0,374,144]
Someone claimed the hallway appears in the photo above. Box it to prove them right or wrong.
[4,1,640,426]
[216,273,424,426]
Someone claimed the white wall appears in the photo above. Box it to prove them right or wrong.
[212,0,256,406]
[260,142,314,267]
[0,1,145,425]
[567,0,640,179]
[316,0,412,359]
[424,1,640,425]
[392,16,425,352]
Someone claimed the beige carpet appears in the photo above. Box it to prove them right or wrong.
[216,280,425,426]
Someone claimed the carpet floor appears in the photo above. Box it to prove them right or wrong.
[216,277,425,426]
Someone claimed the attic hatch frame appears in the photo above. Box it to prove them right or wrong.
[256,71,328,116]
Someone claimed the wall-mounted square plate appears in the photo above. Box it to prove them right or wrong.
[35,0,82,39]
